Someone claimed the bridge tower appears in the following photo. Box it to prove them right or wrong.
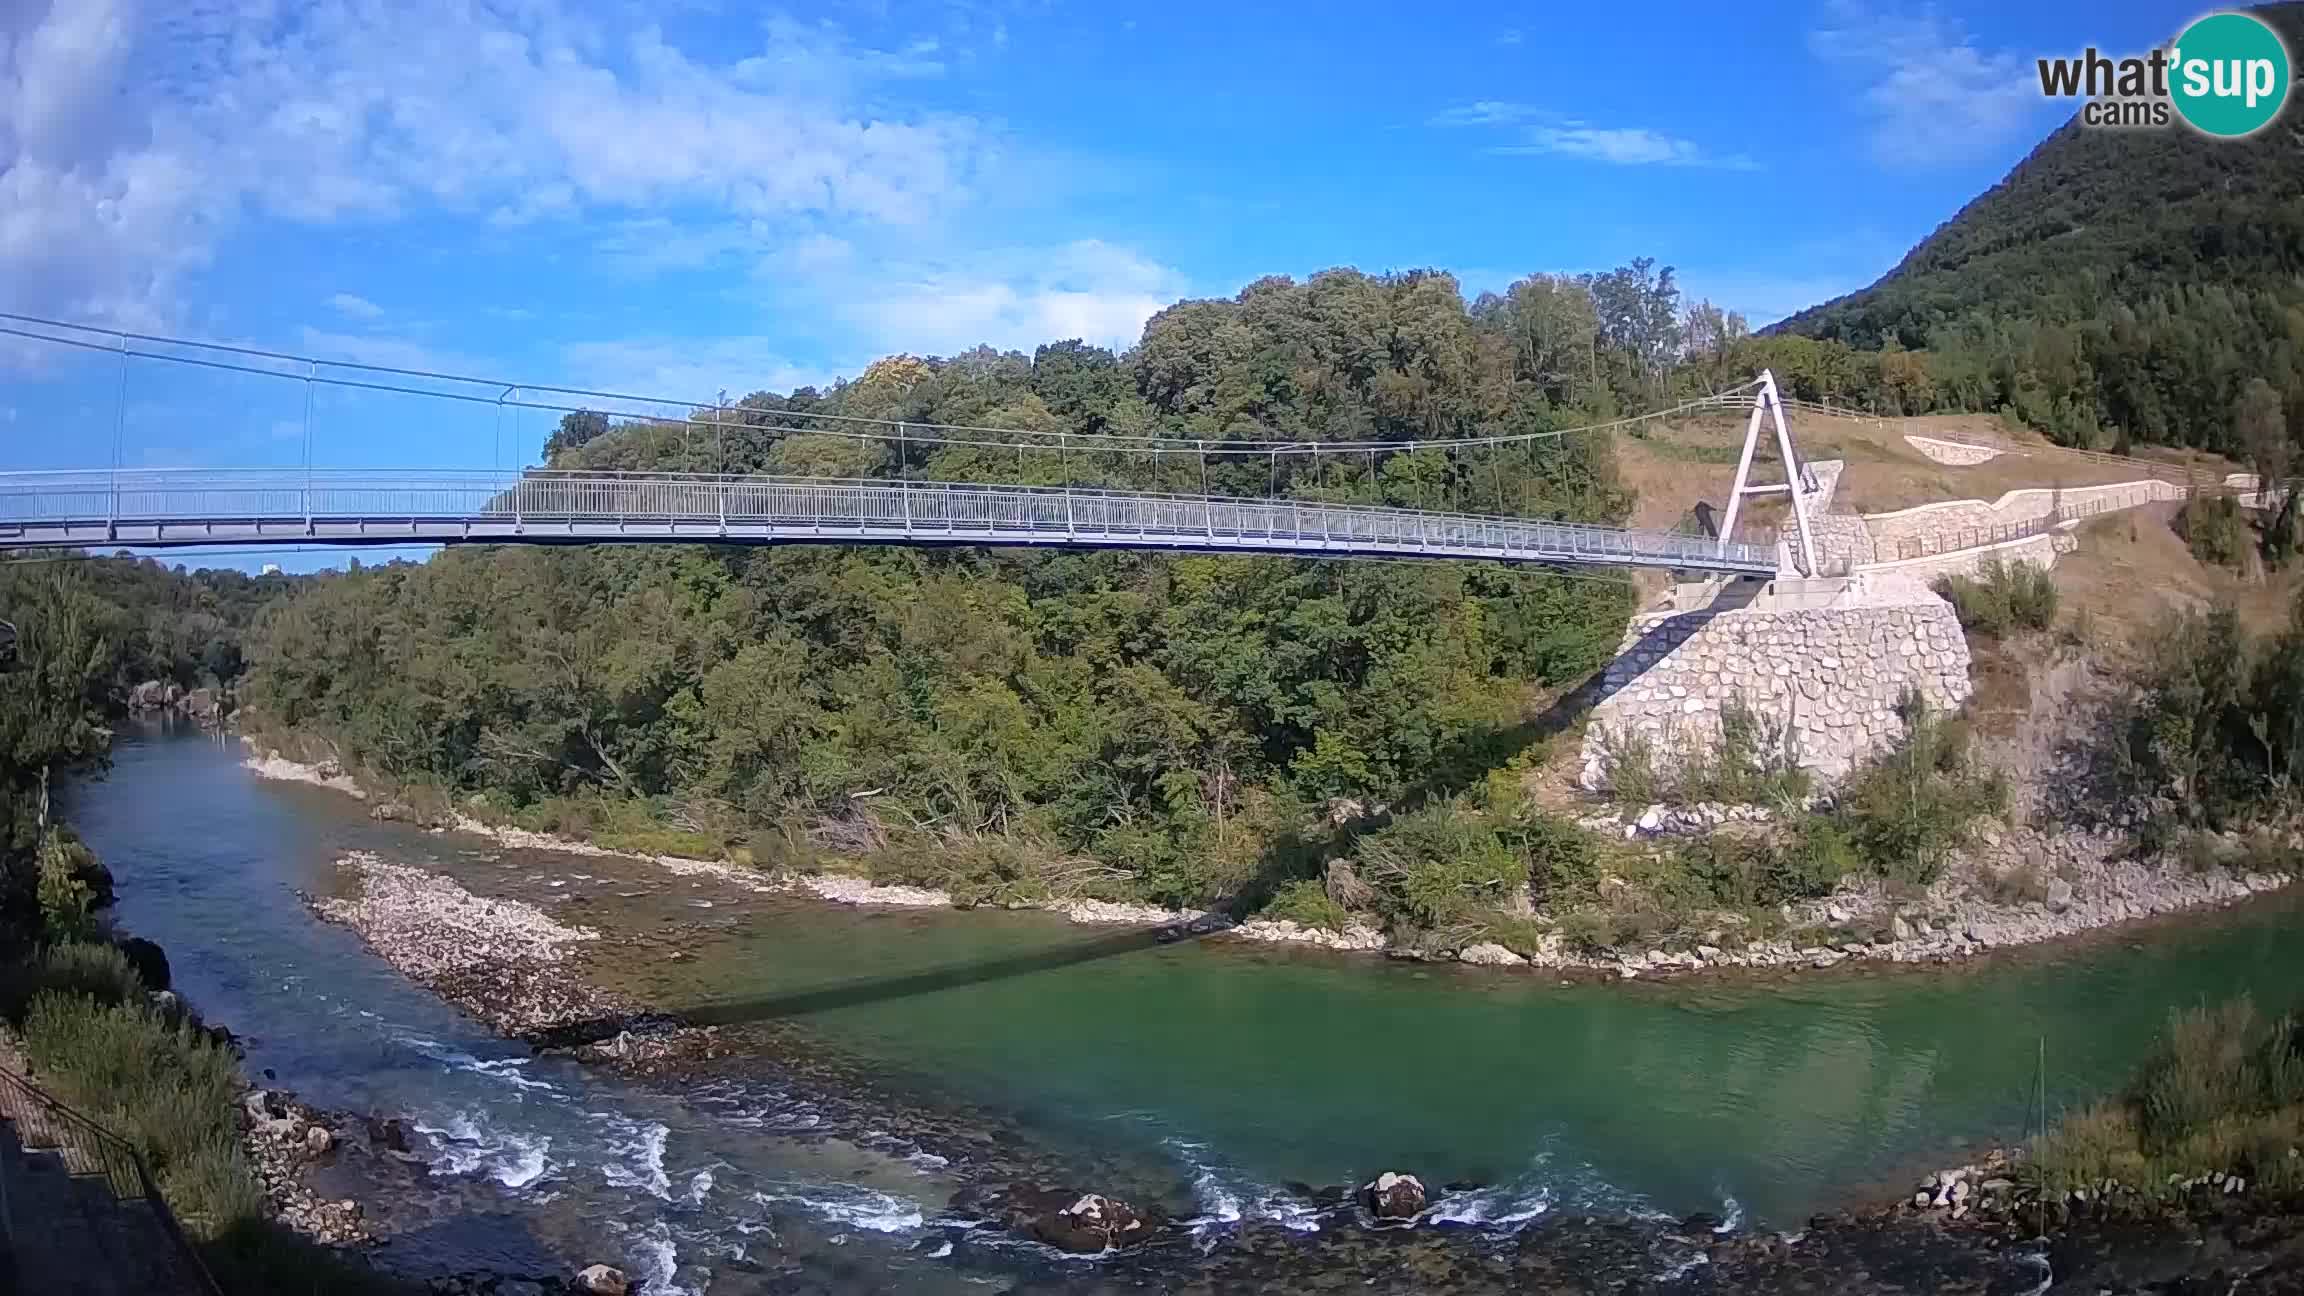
[1715,370,1820,576]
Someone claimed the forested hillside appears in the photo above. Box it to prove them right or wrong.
[246,267,1693,910]
[1771,1,2304,454]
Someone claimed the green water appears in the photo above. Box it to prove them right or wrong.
[592,875,2304,1225]
[79,725,2304,1280]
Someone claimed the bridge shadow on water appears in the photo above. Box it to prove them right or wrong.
[527,921,1220,1049]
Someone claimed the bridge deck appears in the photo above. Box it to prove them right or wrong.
[0,470,1778,575]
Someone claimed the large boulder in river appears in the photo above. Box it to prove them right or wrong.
[365,1116,412,1154]
[1360,1171,1427,1220]
[1030,1193,1150,1253]
[126,680,170,711]
[118,936,171,992]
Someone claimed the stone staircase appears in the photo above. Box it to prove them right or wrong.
[0,1092,215,1296]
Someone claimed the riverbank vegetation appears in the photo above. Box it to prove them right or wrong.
[0,555,288,936]
[0,943,402,1294]
[2030,994,2304,1198]
[246,267,1675,916]
[0,557,396,1293]
[2102,600,2304,841]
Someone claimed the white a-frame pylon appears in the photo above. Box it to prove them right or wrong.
[1715,369,1819,577]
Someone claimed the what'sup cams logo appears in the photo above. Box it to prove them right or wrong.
[2037,10,2291,137]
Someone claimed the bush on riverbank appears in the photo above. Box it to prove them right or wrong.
[2,943,406,1294]
[2031,995,2304,1196]
[2109,598,2304,834]
[1833,694,2006,885]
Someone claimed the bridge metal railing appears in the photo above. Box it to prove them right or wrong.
[0,1062,223,1295]
[0,469,1780,573]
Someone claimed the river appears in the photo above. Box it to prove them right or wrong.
[61,725,2304,1292]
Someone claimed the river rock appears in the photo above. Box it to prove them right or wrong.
[2045,877,2075,913]
[1457,941,1526,966]
[370,801,418,823]
[366,1116,412,1153]
[575,1264,629,1295]
[305,1124,334,1156]
[242,1089,289,1123]
[1360,1171,1427,1220]
[1031,1193,1149,1252]
[117,935,173,991]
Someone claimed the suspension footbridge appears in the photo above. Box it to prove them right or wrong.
[0,316,1793,576]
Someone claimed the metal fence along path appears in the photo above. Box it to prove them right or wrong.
[0,469,1780,575]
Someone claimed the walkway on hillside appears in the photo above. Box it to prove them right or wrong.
[0,1062,212,1296]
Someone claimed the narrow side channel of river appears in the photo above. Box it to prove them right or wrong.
[63,727,2304,1292]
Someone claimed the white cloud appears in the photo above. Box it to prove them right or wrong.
[1497,126,1759,170]
[1432,103,1757,169]
[326,292,382,320]
[838,240,1187,356]
[559,337,840,403]
[1808,0,2043,166]
[297,327,485,377]
[0,0,993,326]
[1495,29,1524,46]
[1429,101,1538,128]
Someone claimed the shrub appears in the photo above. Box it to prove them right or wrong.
[1681,697,1810,807]
[1769,818,1859,899]
[1835,692,2007,885]
[1934,558,2059,637]
[1515,813,1605,900]
[1595,726,1661,805]
[1354,802,1526,929]
[1554,906,1622,953]
[11,942,145,1015]
[2131,996,2304,1149]
[35,830,112,938]
[2179,492,2250,569]
[1262,878,1352,932]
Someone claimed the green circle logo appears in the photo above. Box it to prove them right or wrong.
[2170,11,2291,137]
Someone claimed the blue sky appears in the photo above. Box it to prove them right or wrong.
[0,0,2201,563]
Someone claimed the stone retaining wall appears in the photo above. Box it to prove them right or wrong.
[1863,480,2184,549]
[1855,531,2067,583]
[1580,597,1972,785]
[1904,435,2002,465]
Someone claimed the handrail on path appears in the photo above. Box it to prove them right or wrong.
[0,1061,224,1295]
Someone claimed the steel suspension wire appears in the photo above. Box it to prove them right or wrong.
[0,312,1762,459]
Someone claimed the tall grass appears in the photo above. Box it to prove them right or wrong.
[5,945,408,1293]
[2033,995,2304,1195]
[0,941,142,1017]
[1595,698,1809,809]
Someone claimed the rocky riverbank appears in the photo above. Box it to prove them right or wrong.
[308,854,631,1038]
[245,747,2296,982]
